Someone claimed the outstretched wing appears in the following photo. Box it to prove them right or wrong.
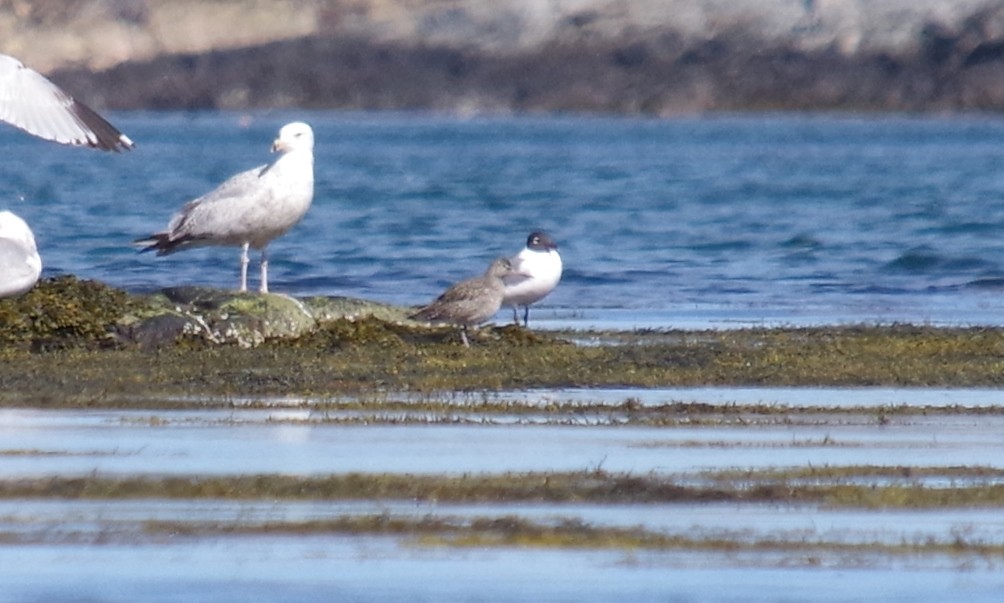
[0,54,133,151]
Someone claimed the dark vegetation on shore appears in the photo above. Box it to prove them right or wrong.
[3,277,1004,404]
[4,468,1004,508]
[5,278,1004,559]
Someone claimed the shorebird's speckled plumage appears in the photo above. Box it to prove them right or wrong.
[0,210,41,298]
[136,122,315,293]
[0,53,133,151]
[412,257,518,346]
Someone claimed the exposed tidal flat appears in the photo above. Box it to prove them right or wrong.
[3,279,1004,600]
[7,100,1004,598]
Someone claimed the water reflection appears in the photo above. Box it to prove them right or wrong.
[3,386,1004,602]
[3,409,1004,477]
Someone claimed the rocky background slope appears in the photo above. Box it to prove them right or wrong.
[5,0,1004,113]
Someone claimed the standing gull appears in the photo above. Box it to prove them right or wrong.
[0,53,133,151]
[135,122,315,293]
[0,210,41,298]
[501,231,562,327]
[411,257,520,347]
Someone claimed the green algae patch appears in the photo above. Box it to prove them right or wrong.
[0,279,424,351]
[702,465,1004,483]
[411,518,1004,558]
[0,276,130,350]
[3,469,1004,509]
[0,471,705,503]
[54,513,978,560]
[5,325,1004,403]
[589,325,1004,387]
[11,512,1000,559]
[6,279,1004,398]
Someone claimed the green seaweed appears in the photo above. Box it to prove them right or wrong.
[137,514,1004,557]
[0,276,130,350]
[1,469,1002,509]
[4,279,1004,400]
[4,324,1004,404]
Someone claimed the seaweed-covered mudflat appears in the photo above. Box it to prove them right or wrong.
[3,397,1004,602]
[4,277,1004,402]
[5,317,1004,403]
[3,279,1004,601]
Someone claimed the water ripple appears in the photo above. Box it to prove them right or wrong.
[7,111,1004,326]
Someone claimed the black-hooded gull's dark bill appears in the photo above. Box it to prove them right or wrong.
[0,53,133,152]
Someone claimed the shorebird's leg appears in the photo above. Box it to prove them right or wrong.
[259,248,269,294]
[239,242,250,292]
[460,326,471,348]
[522,305,530,328]
[511,306,520,324]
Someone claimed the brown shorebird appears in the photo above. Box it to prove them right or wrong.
[135,122,315,293]
[411,257,519,347]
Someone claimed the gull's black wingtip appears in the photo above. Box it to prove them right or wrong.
[70,99,135,152]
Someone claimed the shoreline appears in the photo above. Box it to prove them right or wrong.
[4,1,1001,114]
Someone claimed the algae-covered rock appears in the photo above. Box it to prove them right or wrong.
[302,295,415,324]
[0,275,129,350]
[122,286,421,348]
[120,286,317,348]
[0,278,421,350]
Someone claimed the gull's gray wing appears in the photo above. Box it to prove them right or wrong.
[0,53,133,151]
[167,165,275,242]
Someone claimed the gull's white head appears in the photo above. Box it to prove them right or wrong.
[0,210,38,252]
[272,122,314,154]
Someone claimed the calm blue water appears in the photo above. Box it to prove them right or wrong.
[6,111,1004,329]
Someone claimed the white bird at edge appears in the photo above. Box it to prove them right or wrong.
[134,122,315,294]
[501,231,562,327]
[0,53,133,297]
[0,53,133,151]
[0,210,41,298]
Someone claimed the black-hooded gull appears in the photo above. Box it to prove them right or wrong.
[0,53,133,151]
[135,122,315,294]
[411,257,520,347]
[501,231,562,327]
[0,210,41,298]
